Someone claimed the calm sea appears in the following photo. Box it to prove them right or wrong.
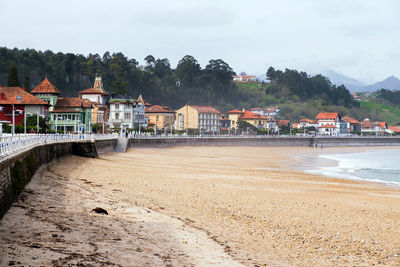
[307,148,400,186]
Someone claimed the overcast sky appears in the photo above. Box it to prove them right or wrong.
[1,0,399,84]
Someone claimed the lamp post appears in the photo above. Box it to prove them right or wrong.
[24,107,26,134]
[37,112,40,134]
[12,104,15,136]
[55,115,58,134]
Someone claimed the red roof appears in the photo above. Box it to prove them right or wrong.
[319,124,336,128]
[239,110,268,120]
[388,126,400,133]
[190,105,220,114]
[145,105,175,113]
[31,78,61,94]
[227,109,244,114]
[316,112,339,120]
[299,119,315,123]
[79,87,109,96]
[379,122,387,129]
[54,97,92,109]
[342,116,360,124]
[277,120,290,127]
[0,87,48,105]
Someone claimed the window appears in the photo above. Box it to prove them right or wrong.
[115,113,119,120]
[115,103,120,110]
[156,116,159,121]
[125,112,131,120]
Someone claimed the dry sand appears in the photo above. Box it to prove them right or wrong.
[1,146,400,266]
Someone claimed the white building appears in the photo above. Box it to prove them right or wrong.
[108,95,148,131]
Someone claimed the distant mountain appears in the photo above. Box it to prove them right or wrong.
[362,76,400,92]
[324,70,400,93]
[323,70,366,92]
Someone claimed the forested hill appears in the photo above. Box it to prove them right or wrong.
[0,47,357,113]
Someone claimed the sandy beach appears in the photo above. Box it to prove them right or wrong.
[1,146,400,266]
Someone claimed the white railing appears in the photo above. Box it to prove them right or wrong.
[0,133,118,160]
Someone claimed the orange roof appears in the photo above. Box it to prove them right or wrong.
[227,109,244,114]
[379,122,387,129]
[342,116,360,124]
[145,105,175,113]
[54,97,92,109]
[0,87,48,105]
[79,87,109,96]
[277,120,290,127]
[31,78,61,94]
[239,110,268,120]
[319,124,336,128]
[388,126,400,133]
[190,105,221,114]
[299,119,315,123]
[316,112,339,120]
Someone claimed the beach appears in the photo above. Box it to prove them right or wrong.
[1,146,400,266]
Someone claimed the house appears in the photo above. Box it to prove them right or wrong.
[250,106,280,117]
[360,119,387,135]
[0,86,49,133]
[78,76,110,132]
[78,76,109,105]
[108,95,148,131]
[387,126,400,135]
[297,119,318,129]
[318,124,337,136]
[227,109,244,130]
[342,116,361,134]
[227,108,278,133]
[30,78,60,111]
[145,105,175,132]
[315,112,347,136]
[232,75,257,83]
[175,105,221,133]
[219,114,231,132]
[50,97,93,133]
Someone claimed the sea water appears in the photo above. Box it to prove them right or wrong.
[307,149,400,186]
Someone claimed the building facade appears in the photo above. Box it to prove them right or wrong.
[145,105,175,132]
[175,105,220,133]
[108,95,148,131]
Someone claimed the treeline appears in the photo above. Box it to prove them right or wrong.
[0,47,358,113]
[0,47,239,109]
[266,67,358,108]
[373,89,400,106]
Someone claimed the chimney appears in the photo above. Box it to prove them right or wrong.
[242,107,245,112]
[21,86,25,91]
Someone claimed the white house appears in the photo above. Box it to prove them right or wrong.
[108,95,148,131]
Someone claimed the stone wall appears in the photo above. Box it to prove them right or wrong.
[0,139,117,219]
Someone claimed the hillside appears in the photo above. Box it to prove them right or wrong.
[1,47,398,124]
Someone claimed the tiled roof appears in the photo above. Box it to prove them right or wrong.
[0,87,49,105]
[316,112,339,120]
[299,119,315,123]
[145,105,175,113]
[190,105,221,114]
[55,97,92,108]
[79,88,109,96]
[31,78,61,94]
[319,124,336,128]
[239,110,268,120]
[379,122,387,129]
[277,120,290,127]
[388,126,400,133]
[342,116,360,124]
[227,109,244,114]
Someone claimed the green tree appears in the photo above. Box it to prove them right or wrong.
[23,75,30,90]
[7,62,19,87]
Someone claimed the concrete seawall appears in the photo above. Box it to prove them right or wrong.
[128,137,400,148]
[0,139,117,219]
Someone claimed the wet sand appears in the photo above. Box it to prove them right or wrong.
[1,146,400,266]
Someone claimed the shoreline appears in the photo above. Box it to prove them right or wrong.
[1,146,400,266]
